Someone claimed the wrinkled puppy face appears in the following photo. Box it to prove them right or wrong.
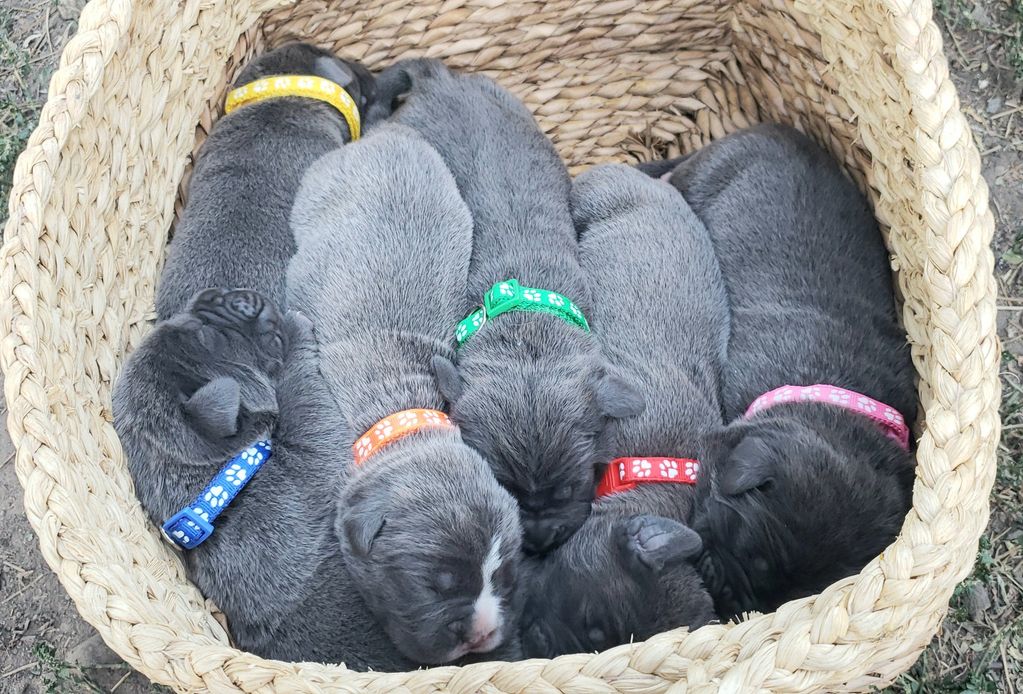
[114,288,287,463]
[691,415,914,618]
[434,331,644,555]
[520,514,710,658]
[338,432,523,664]
[233,42,377,119]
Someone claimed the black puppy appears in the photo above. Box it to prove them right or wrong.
[156,42,375,318]
[370,59,643,554]
[645,124,917,618]
[521,164,721,658]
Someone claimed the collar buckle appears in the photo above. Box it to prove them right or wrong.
[162,508,215,550]
[483,279,522,318]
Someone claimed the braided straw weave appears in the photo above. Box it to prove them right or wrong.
[0,0,1000,691]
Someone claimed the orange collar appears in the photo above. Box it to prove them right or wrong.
[353,409,455,465]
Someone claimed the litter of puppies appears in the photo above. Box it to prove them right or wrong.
[113,41,916,669]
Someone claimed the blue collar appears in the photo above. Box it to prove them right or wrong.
[161,440,272,549]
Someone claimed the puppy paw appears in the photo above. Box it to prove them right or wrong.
[283,310,317,348]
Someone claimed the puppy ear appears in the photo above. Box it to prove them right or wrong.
[314,56,356,88]
[183,377,241,439]
[721,435,774,496]
[343,507,386,557]
[595,373,645,419]
[618,515,702,573]
[432,355,463,403]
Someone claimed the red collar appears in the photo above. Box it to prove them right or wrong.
[595,457,700,499]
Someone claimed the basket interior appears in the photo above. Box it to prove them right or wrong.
[175,0,880,219]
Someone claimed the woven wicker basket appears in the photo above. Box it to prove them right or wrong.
[0,0,1001,691]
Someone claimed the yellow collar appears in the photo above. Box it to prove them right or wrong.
[224,74,361,140]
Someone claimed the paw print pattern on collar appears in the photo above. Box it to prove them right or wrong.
[224,74,361,139]
[353,409,455,466]
[455,279,590,347]
[745,384,910,450]
[161,440,272,550]
[595,456,700,499]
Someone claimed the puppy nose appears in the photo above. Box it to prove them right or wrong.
[470,630,497,649]
[522,520,566,554]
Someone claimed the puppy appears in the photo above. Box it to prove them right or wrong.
[521,165,721,657]
[113,288,416,669]
[156,42,375,318]
[286,124,523,664]
[370,59,643,554]
[654,124,917,618]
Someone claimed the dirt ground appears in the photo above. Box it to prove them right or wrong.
[1,1,1021,693]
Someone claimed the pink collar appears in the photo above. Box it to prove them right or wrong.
[595,457,700,499]
[745,384,910,450]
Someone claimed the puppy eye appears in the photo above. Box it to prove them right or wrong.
[553,485,574,502]
[434,571,456,594]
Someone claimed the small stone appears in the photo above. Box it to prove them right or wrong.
[969,3,992,28]
[67,632,123,667]
[987,96,1004,114]
[997,308,1010,335]
[961,582,991,621]
[979,79,990,90]
[56,0,88,21]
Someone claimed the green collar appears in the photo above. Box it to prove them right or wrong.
[455,279,590,347]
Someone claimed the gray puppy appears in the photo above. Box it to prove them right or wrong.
[113,288,416,669]
[286,124,523,664]
[156,42,375,318]
[521,165,721,657]
[645,124,917,618]
[369,59,644,554]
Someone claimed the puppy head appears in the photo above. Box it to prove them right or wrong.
[233,42,377,123]
[520,513,712,657]
[113,289,289,466]
[692,412,915,617]
[435,327,644,555]
[338,430,523,664]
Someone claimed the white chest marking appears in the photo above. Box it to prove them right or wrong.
[471,535,503,636]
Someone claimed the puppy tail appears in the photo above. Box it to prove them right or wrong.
[365,58,448,126]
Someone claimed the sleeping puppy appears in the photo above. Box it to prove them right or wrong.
[370,59,643,554]
[286,124,523,664]
[113,289,416,669]
[156,42,375,318]
[651,124,917,618]
[521,165,721,658]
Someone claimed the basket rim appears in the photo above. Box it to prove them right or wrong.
[0,0,1002,691]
